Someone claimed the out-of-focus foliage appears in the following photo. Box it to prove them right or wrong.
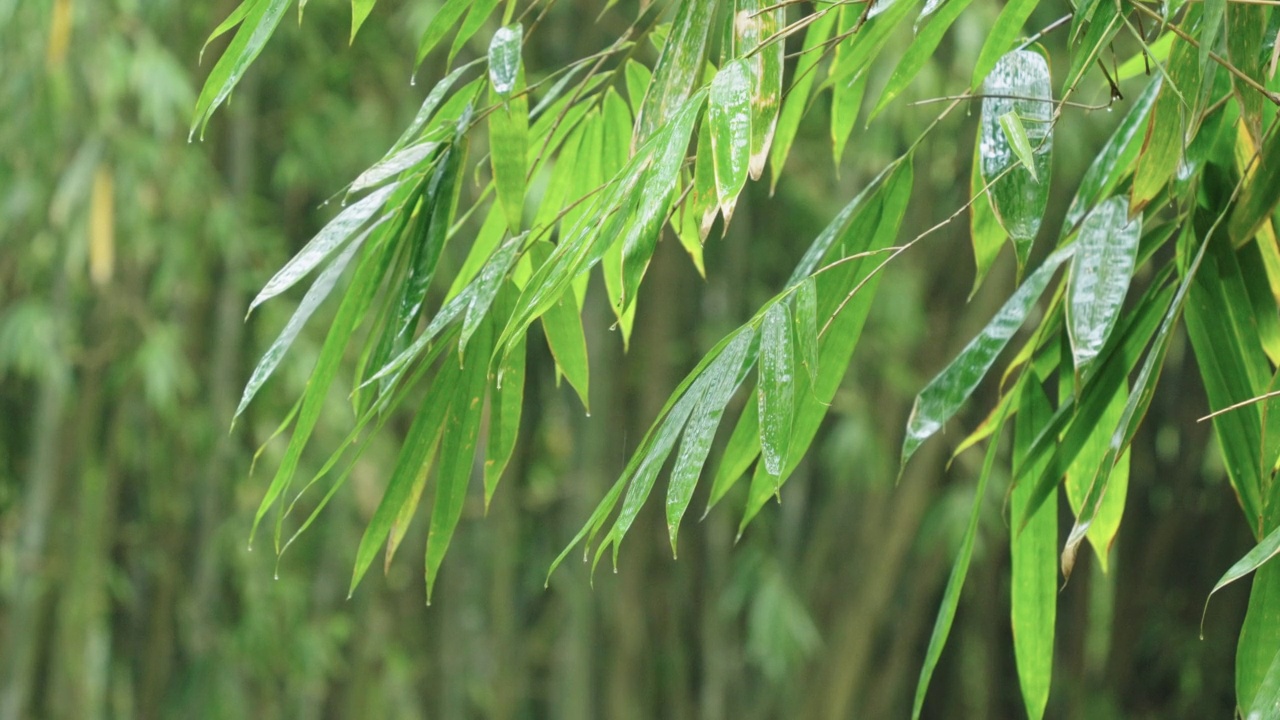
[0,0,1273,718]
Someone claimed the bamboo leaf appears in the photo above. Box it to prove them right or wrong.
[1208,523,1280,608]
[769,5,836,192]
[970,0,1040,88]
[970,139,1006,296]
[487,24,522,97]
[999,111,1039,181]
[460,233,524,357]
[1131,35,1197,213]
[666,327,756,555]
[634,0,717,147]
[425,320,492,602]
[249,182,401,316]
[1246,645,1280,720]
[190,0,290,139]
[871,0,976,118]
[1063,78,1161,233]
[1061,0,1121,94]
[1230,108,1280,244]
[351,141,441,193]
[901,246,1073,468]
[351,0,376,42]
[979,50,1054,272]
[912,386,1013,719]
[1068,197,1141,375]
[236,219,381,419]
[758,302,795,479]
[415,0,469,67]
[448,0,502,65]
[1011,380,1056,720]
[709,59,753,227]
[488,26,528,233]
[484,288,525,510]
[736,0,783,179]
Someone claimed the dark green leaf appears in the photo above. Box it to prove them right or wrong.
[634,0,717,146]
[190,0,290,139]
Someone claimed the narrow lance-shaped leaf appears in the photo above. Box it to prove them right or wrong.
[236,219,382,419]
[708,59,752,227]
[758,302,795,481]
[736,0,782,179]
[190,0,290,139]
[999,111,1039,182]
[970,137,1007,296]
[447,0,503,66]
[666,328,756,555]
[415,0,469,67]
[871,0,977,118]
[980,50,1053,272]
[768,4,836,192]
[488,25,528,233]
[425,320,493,603]
[1230,104,1280,244]
[901,245,1073,467]
[351,141,440,193]
[913,383,1015,720]
[248,181,401,316]
[460,233,524,357]
[970,0,1040,87]
[1068,197,1141,376]
[1207,522,1280,615]
[1247,646,1280,720]
[484,288,525,510]
[1010,380,1056,720]
[633,0,717,146]
[351,0,376,42]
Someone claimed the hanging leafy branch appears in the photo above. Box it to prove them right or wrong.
[194,0,1280,715]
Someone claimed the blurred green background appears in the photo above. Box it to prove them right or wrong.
[0,1,1261,717]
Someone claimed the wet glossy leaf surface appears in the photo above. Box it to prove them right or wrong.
[1068,197,1141,375]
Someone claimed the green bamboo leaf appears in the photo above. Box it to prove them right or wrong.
[871,0,976,119]
[969,0,1040,88]
[460,233,524,357]
[236,219,381,419]
[1230,110,1280,244]
[1240,567,1280,712]
[415,0,469,67]
[488,27,528,234]
[901,246,1073,468]
[740,159,914,529]
[1227,4,1267,140]
[484,288,525,510]
[970,140,1006,297]
[692,117,720,239]
[999,111,1039,181]
[1068,197,1141,375]
[634,0,717,146]
[190,0,290,140]
[709,59,752,227]
[200,0,253,62]
[736,0,783,179]
[348,343,461,596]
[392,61,482,157]
[1011,380,1056,720]
[1208,523,1280,612]
[912,386,1013,719]
[487,24,522,97]
[1062,370,1129,572]
[1063,78,1161,233]
[979,50,1053,272]
[620,91,706,313]
[249,182,401,316]
[831,71,869,168]
[666,327,756,555]
[1201,0,1225,72]
[351,141,441,193]
[758,302,795,480]
[825,0,921,93]
[625,59,652,117]
[425,320,492,602]
[1062,0,1121,94]
[600,89,640,344]
[794,278,819,386]
[531,241,591,411]
[448,0,502,65]
[351,0,376,42]
[769,4,836,192]
[1131,35,1196,213]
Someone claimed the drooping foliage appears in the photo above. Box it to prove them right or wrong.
[196,0,1280,714]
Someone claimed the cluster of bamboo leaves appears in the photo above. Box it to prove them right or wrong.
[198,0,1280,715]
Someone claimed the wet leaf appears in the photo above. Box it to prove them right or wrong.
[448,0,502,65]
[970,0,1040,88]
[1068,197,1141,375]
[758,302,795,480]
[416,0,469,66]
[250,182,401,315]
[871,0,976,118]
[484,289,525,510]
[769,5,836,191]
[736,0,783,179]
[190,0,290,139]
[460,233,524,357]
[425,319,492,602]
[999,111,1039,181]
[351,141,440,193]
[236,220,381,419]
[901,246,1073,468]
[709,59,752,227]
[970,140,1006,296]
[532,242,591,411]
[980,50,1054,272]
[487,24,522,98]
[666,328,755,555]
[1230,109,1280,244]
[634,0,716,147]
